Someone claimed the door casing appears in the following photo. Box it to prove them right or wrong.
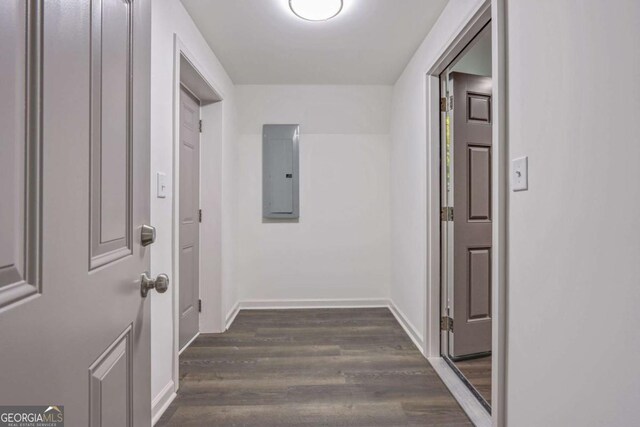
[167,35,224,408]
[423,1,508,426]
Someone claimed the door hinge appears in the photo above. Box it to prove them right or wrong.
[198,209,202,223]
[441,316,454,332]
[440,207,454,221]
[440,96,454,112]
[198,299,202,312]
[199,119,203,133]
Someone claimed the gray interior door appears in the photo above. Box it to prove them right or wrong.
[0,1,152,425]
[179,87,201,350]
[451,72,493,358]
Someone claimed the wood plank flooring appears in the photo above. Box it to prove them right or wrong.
[157,308,471,426]
[454,356,492,405]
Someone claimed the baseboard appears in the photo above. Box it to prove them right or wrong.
[179,332,200,355]
[388,299,425,354]
[151,380,176,426]
[225,301,240,330]
[238,298,389,310]
[428,357,491,427]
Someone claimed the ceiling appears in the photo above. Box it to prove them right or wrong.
[180,0,449,85]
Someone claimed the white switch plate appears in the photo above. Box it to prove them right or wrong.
[157,172,167,198]
[512,156,528,191]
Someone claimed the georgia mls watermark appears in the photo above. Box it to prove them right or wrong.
[0,406,64,427]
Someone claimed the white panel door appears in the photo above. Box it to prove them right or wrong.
[0,1,153,425]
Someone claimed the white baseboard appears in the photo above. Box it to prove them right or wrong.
[151,380,176,426]
[238,298,389,310]
[179,332,200,355]
[225,301,240,330]
[388,299,425,354]
[428,357,491,427]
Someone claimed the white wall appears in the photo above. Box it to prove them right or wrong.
[392,0,640,423]
[235,85,392,305]
[506,1,640,425]
[150,0,237,415]
[389,0,486,348]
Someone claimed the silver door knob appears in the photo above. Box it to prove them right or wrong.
[140,272,169,297]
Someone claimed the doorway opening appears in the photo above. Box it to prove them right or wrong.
[440,22,493,410]
[175,52,222,355]
[168,38,225,413]
[177,84,201,352]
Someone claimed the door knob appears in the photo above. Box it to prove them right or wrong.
[141,224,156,247]
[140,272,169,297]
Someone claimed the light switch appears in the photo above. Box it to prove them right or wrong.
[511,157,528,192]
[157,172,167,198]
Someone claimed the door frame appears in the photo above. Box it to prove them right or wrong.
[424,1,507,426]
[170,34,224,396]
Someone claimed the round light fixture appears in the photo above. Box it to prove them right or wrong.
[289,0,343,21]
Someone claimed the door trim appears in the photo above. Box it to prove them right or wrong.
[424,1,508,425]
[169,34,225,402]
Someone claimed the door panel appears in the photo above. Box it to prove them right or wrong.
[468,248,491,319]
[90,0,133,269]
[0,1,152,425]
[467,93,491,122]
[179,87,200,350]
[468,145,491,221]
[89,326,132,427]
[0,0,39,309]
[451,72,493,357]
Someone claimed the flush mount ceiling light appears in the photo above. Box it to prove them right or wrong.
[289,0,343,21]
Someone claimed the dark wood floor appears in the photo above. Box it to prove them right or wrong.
[157,308,471,426]
[454,356,492,405]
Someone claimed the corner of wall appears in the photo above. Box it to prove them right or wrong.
[388,298,426,356]
[224,299,240,330]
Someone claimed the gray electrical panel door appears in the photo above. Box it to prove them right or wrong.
[263,124,299,219]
